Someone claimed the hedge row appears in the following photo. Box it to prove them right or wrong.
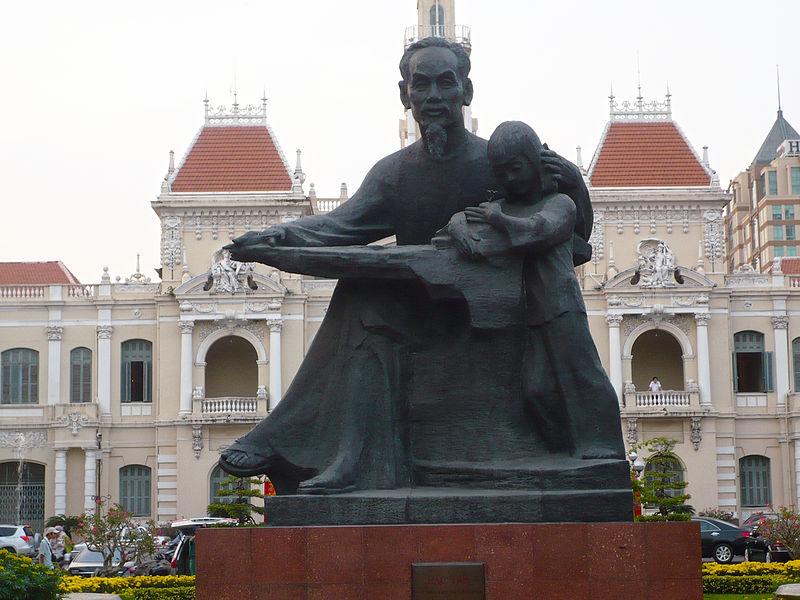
[119,588,195,600]
[703,560,800,577]
[60,575,195,594]
[703,575,795,594]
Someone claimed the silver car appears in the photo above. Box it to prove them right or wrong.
[67,548,135,577]
[0,525,36,557]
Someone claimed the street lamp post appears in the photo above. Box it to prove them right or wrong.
[629,450,646,517]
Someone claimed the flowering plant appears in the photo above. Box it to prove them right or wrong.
[74,496,155,577]
[755,507,800,559]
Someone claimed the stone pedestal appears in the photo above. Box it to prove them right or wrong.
[196,522,702,600]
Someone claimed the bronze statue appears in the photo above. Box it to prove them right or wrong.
[219,38,628,524]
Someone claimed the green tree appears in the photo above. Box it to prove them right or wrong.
[45,514,81,539]
[74,496,155,577]
[207,475,265,525]
[630,437,693,518]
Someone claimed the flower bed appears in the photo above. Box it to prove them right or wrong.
[0,550,63,600]
[119,588,195,600]
[60,575,195,595]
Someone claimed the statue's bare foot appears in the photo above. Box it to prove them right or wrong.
[298,467,357,495]
[218,443,275,477]
[577,446,625,460]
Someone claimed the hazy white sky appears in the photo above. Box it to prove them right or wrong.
[1,0,798,283]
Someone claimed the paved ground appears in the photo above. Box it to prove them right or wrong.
[64,594,122,600]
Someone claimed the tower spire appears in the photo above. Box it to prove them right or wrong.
[777,64,782,113]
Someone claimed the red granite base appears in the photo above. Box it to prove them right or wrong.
[196,522,702,600]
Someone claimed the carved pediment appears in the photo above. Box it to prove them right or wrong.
[604,265,715,290]
[174,272,286,296]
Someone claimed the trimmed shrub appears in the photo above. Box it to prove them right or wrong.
[60,575,195,594]
[702,574,794,594]
[634,513,691,522]
[0,549,63,600]
[120,588,196,600]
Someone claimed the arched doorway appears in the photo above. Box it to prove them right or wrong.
[204,336,258,398]
[631,329,684,391]
[0,462,45,533]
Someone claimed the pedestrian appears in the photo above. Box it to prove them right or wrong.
[38,527,59,569]
[649,377,662,392]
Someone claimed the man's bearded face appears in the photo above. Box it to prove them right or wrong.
[405,46,467,139]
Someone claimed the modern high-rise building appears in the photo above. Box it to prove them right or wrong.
[726,107,800,271]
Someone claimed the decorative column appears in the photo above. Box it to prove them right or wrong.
[267,319,283,409]
[96,326,113,416]
[606,315,624,406]
[179,321,195,417]
[54,449,67,516]
[46,326,63,405]
[795,440,800,507]
[695,313,712,407]
[773,315,790,406]
[83,449,96,512]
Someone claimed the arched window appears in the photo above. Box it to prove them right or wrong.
[1,348,39,404]
[119,465,151,516]
[0,462,45,533]
[644,454,684,499]
[429,2,445,36]
[70,347,92,403]
[121,340,152,403]
[733,331,772,393]
[740,455,771,507]
[793,338,800,391]
[209,465,234,505]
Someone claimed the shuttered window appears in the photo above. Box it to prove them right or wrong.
[70,347,92,403]
[120,340,152,403]
[733,331,773,393]
[794,338,800,391]
[740,455,771,507]
[119,465,151,516]
[1,348,39,404]
[209,465,234,504]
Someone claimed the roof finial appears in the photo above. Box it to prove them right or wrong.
[292,148,306,194]
[168,150,175,175]
[261,88,268,116]
[636,52,643,111]
[340,182,348,200]
[232,75,238,114]
[777,64,782,113]
[609,83,615,115]
[576,146,584,171]
[203,91,210,122]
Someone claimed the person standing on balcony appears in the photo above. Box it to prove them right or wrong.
[649,377,663,392]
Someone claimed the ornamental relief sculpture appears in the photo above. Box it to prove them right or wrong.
[633,238,680,288]
[622,313,693,338]
[204,249,257,294]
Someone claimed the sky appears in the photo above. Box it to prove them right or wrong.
[1,0,798,283]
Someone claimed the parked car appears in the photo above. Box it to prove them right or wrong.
[168,517,235,576]
[0,525,36,556]
[695,517,762,563]
[67,548,134,577]
[740,512,792,562]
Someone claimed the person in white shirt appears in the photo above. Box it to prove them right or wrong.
[649,377,662,393]
[38,528,58,569]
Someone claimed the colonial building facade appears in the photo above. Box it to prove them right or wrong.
[2,4,800,531]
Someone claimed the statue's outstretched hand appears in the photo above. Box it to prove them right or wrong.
[224,226,286,262]
[541,144,580,190]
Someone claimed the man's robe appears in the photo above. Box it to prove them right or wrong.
[228,133,591,494]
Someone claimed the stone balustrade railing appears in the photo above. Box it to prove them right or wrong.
[633,390,691,408]
[0,284,97,301]
[0,285,47,299]
[314,199,343,213]
[200,397,259,415]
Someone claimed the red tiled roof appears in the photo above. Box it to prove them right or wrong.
[590,122,711,187]
[171,126,293,193]
[0,261,80,285]
[774,257,800,275]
